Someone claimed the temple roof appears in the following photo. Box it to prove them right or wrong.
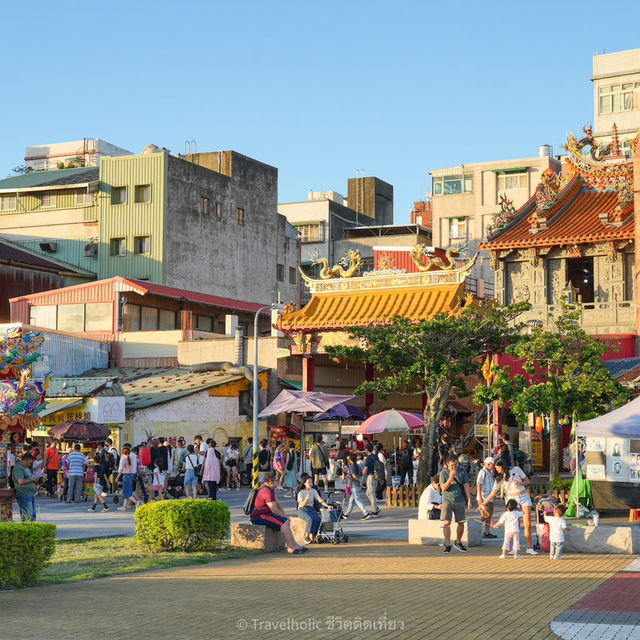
[279,283,465,331]
[480,174,633,251]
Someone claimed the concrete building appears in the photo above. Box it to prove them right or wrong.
[430,152,561,287]
[593,48,640,149]
[410,199,432,228]
[0,147,301,306]
[279,176,393,277]
[24,139,131,171]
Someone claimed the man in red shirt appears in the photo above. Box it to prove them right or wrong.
[44,440,60,497]
[249,472,305,554]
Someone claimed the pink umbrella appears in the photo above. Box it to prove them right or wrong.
[356,409,424,434]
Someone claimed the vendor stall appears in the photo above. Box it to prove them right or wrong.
[576,397,640,510]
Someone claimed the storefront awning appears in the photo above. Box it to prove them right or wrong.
[38,398,83,418]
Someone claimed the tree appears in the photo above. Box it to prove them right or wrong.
[325,301,529,491]
[474,305,628,480]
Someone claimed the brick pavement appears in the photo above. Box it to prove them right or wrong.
[1,540,630,640]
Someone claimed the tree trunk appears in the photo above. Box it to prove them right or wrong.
[549,409,561,481]
[417,383,452,493]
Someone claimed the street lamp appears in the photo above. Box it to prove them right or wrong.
[252,303,283,488]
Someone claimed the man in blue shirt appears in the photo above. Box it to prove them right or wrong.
[66,444,87,503]
[439,454,472,554]
[361,443,381,516]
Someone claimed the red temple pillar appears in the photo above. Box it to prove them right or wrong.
[302,356,315,392]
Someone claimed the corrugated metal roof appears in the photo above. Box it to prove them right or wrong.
[39,398,83,417]
[10,276,267,312]
[82,366,251,410]
[47,377,117,398]
[0,237,95,276]
[603,358,640,379]
[0,167,99,190]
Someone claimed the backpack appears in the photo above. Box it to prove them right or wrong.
[244,486,260,515]
[374,457,386,480]
[401,449,413,468]
[286,452,295,471]
[102,450,114,471]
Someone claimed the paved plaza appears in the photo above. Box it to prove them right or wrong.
[2,537,633,640]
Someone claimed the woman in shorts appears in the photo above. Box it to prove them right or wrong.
[477,459,538,555]
[183,444,200,499]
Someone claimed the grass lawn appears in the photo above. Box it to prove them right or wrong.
[37,537,260,585]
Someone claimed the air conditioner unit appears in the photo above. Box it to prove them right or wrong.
[84,243,98,257]
[39,241,57,253]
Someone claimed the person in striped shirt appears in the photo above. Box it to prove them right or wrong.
[66,444,87,503]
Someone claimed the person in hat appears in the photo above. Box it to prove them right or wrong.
[476,457,497,539]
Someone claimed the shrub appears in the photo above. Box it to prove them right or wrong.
[135,499,230,552]
[0,522,56,588]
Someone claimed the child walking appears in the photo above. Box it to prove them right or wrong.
[545,504,570,560]
[494,499,523,559]
[88,455,109,513]
[151,461,166,500]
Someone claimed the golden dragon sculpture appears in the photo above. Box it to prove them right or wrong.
[313,249,363,279]
[410,245,458,272]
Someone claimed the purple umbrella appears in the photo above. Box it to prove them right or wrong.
[313,404,366,421]
[48,421,111,442]
[258,390,354,418]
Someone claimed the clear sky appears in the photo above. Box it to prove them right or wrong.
[2,1,640,223]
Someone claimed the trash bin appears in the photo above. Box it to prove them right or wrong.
[391,475,401,488]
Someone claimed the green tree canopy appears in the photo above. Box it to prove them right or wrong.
[474,305,629,479]
[325,301,529,489]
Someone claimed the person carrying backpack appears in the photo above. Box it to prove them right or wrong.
[283,441,298,497]
[399,441,413,486]
[257,439,271,483]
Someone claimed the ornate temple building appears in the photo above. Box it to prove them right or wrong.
[481,124,640,358]
[277,246,478,435]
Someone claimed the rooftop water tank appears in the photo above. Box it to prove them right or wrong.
[538,144,553,158]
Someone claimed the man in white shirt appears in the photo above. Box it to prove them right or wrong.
[195,435,208,454]
[476,457,497,539]
[418,475,442,520]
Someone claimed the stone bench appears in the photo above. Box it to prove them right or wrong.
[564,523,640,554]
[231,523,286,552]
[408,518,483,546]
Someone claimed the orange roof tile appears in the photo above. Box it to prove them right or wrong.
[481,177,633,251]
[280,284,465,331]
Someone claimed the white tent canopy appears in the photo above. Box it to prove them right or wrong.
[576,396,640,438]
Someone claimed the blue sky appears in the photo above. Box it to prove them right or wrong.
[2,1,640,222]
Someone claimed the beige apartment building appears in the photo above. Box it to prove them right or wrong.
[430,153,560,286]
[593,48,640,148]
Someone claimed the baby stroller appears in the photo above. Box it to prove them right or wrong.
[166,471,185,499]
[316,491,349,544]
[533,496,558,552]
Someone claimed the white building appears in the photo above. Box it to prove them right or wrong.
[25,139,132,171]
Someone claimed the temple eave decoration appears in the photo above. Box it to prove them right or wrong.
[280,249,478,353]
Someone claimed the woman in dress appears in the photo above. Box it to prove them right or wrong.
[283,441,298,497]
[477,459,537,555]
[116,446,141,511]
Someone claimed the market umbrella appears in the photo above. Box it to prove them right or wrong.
[356,409,424,434]
[313,404,365,421]
[48,421,111,443]
[258,390,354,418]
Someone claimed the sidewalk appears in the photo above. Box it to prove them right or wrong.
[2,539,630,639]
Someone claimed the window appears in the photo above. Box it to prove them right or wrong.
[141,306,159,330]
[216,202,222,218]
[277,264,285,281]
[123,303,141,331]
[133,236,151,255]
[40,192,56,208]
[433,175,472,196]
[599,82,639,114]
[75,189,92,206]
[196,315,213,332]
[159,309,176,330]
[449,217,467,240]
[295,223,324,243]
[111,186,127,205]
[289,267,297,284]
[237,207,245,225]
[567,256,594,304]
[29,305,56,329]
[202,197,210,214]
[217,321,226,334]
[57,304,85,332]
[1,194,17,210]
[134,184,151,203]
[498,172,527,191]
[85,302,112,332]
[110,237,126,256]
